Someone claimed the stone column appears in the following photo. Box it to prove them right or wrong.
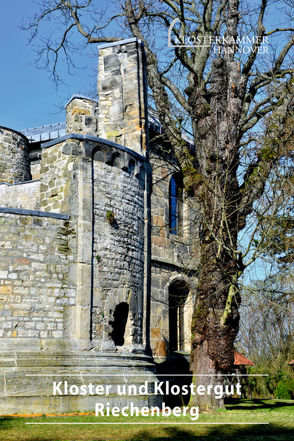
[71,154,93,346]
[97,38,148,155]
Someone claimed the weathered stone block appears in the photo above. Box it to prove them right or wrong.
[62,142,81,156]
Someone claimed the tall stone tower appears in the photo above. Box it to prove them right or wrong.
[98,38,148,155]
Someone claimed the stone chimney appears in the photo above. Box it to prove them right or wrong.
[97,38,148,155]
[65,95,98,135]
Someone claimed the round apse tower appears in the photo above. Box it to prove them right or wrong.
[0,127,31,183]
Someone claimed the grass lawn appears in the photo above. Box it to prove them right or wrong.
[0,399,293,441]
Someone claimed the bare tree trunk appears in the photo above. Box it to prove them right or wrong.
[190,241,241,410]
[187,57,245,410]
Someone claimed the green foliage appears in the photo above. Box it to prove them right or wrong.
[258,145,279,161]
[248,360,294,399]
[106,210,115,225]
[238,274,293,399]
[181,150,203,194]
[191,302,208,329]
[275,379,294,399]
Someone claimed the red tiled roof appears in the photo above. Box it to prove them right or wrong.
[288,359,294,366]
[234,351,255,366]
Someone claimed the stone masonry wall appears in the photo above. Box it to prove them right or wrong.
[0,127,31,183]
[31,161,41,181]
[92,155,145,351]
[0,181,40,210]
[66,97,99,136]
[151,263,195,354]
[0,212,76,340]
[149,148,199,356]
[98,40,147,155]
[39,141,81,213]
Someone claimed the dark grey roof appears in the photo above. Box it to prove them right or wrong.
[21,122,66,142]
[21,119,159,144]
[21,117,193,147]
[98,38,141,50]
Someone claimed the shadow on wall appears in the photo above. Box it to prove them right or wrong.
[156,352,192,407]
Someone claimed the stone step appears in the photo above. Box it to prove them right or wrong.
[0,351,162,414]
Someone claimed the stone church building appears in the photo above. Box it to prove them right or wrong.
[0,38,198,413]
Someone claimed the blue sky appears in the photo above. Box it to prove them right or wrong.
[1,1,289,132]
[0,1,103,131]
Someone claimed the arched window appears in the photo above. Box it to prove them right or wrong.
[169,280,189,352]
[169,174,183,235]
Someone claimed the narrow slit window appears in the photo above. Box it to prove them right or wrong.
[169,174,183,236]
